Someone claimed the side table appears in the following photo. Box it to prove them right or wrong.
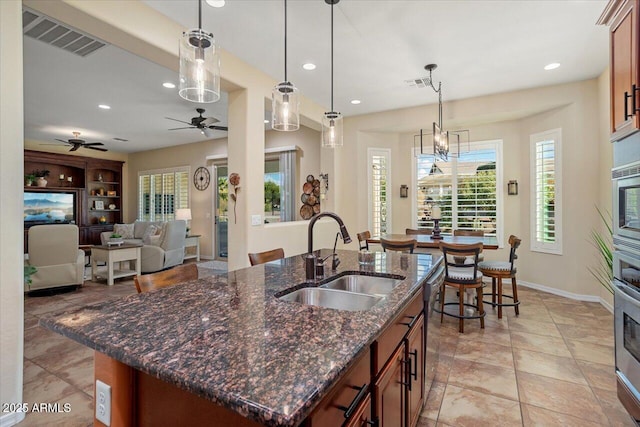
[184,235,201,262]
[91,243,142,286]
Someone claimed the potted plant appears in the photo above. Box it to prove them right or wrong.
[32,169,50,187]
[24,173,37,186]
[109,233,123,245]
[24,265,37,285]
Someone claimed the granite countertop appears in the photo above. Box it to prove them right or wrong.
[41,249,441,427]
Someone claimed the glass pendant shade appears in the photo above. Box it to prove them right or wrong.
[179,29,220,103]
[322,112,343,147]
[272,82,300,131]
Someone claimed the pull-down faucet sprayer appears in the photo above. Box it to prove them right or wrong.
[306,212,352,281]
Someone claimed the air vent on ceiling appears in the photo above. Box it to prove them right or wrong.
[113,138,129,142]
[22,8,107,57]
[405,76,433,89]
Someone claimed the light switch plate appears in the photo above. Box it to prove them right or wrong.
[96,380,111,426]
[251,215,262,226]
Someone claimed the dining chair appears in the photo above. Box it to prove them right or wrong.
[478,235,521,319]
[357,231,371,250]
[406,228,432,235]
[380,238,417,253]
[438,242,485,333]
[452,229,485,262]
[248,248,285,266]
[134,263,198,293]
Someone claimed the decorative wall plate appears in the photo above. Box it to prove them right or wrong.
[194,166,210,191]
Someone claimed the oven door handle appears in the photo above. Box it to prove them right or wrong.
[614,279,640,303]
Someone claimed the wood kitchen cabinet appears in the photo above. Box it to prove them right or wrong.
[405,315,424,427]
[374,343,406,427]
[599,0,640,141]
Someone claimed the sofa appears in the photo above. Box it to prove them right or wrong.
[101,220,187,273]
[25,224,84,292]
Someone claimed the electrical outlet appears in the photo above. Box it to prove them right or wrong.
[96,380,111,426]
[251,215,262,226]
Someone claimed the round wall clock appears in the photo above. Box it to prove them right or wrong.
[194,166,210,191]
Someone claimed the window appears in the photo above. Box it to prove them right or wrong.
[368,148,391,237]
[530,129,562,254]
[413,140,502,240]
[264,149,296,223]
[138,167,190,221]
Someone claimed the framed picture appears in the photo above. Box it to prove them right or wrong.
[94,200,104,210]
[107,190,117,197]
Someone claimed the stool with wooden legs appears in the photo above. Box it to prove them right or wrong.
[438,242,485,333]
[478,235,521,319]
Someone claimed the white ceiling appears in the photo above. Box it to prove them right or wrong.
[24,0,609,154]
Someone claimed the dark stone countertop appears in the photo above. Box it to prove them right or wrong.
[41,249,441,427]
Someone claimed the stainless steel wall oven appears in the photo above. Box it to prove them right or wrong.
[613,161,640,244]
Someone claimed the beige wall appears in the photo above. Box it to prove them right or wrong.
[340,78,611,300]
[126,125,321,259]
[0,1,25,424]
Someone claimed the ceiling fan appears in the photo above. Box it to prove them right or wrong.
[166,108,228,136]
[50,132,108,152]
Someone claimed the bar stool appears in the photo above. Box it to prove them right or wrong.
[438,242,485,333]
[357,231,371,250]
[380,238,417,253]
[478,235,521,319]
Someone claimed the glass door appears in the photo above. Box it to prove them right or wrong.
[213,165,228,259]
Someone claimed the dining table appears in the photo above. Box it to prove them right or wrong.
[369,233,499,250]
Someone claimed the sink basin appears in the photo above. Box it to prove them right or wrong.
[278,288,382,311]
[320,274,403,296]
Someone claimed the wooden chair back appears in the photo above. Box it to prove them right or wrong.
[380,238,417,254]
[357,231,371,250]
[439,242,483,285]
[405,228,432,235]
[248,248,285,266]
[134,263,199,294]
[453,229,485,237]
[508,235,522,269]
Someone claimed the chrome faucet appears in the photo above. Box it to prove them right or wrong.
[306,212,352,281]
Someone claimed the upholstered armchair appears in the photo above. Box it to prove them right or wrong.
[25,224,84,292]
[140,220,187,273]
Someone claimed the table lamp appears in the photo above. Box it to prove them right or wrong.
[176,208,192,235]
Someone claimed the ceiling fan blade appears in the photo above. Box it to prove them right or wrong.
[86,146,108,152]
[69,145,81,152]
[55,139,72,144]
[202,117,220,125]
[168,126,195,130]
[165,117,192,125]
[83,142,105,146]
[208,125,228,131]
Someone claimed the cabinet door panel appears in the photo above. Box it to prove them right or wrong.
[406,314,425,427]
[374,343,406,427]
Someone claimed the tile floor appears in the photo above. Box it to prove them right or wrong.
[19,269,636,426]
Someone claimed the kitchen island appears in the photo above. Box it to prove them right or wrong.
[41,249,442,427]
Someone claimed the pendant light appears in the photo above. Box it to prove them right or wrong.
[322,0,343,148]
[272,0,300,131]
[179,0,220,103]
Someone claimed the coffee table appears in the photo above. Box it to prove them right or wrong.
[91,243,142,286]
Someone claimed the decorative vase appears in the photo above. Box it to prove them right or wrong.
[98,216,107,224]
[36,177,47,187]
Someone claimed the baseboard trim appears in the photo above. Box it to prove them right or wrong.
[599,297,614,314]
[519,280,604,304]
[0,411,25,427]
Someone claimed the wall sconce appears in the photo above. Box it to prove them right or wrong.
[507,180,518,195]
[400,185,408,198]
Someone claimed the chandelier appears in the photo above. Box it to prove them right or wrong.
[414,64,469,161]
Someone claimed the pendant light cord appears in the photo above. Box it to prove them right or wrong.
[198,0,202,30]
[330,1,334,111]
[284,0,288,81]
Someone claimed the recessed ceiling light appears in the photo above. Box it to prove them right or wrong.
[302,63,316,71]
[162,82,176,88]
[98,104,111,110]
[205,0,225,7]
[351,99,361,105]
[544,63,560,71]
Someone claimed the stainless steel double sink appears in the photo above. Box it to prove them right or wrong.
[277,274,403,311]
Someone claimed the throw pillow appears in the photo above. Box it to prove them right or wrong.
[147,235,162,246]
[156,222,167,246]
[142,224,159,245]
[113,223,134,239]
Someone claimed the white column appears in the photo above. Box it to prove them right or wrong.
[0,1,25,425]
[227,88,265,271]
